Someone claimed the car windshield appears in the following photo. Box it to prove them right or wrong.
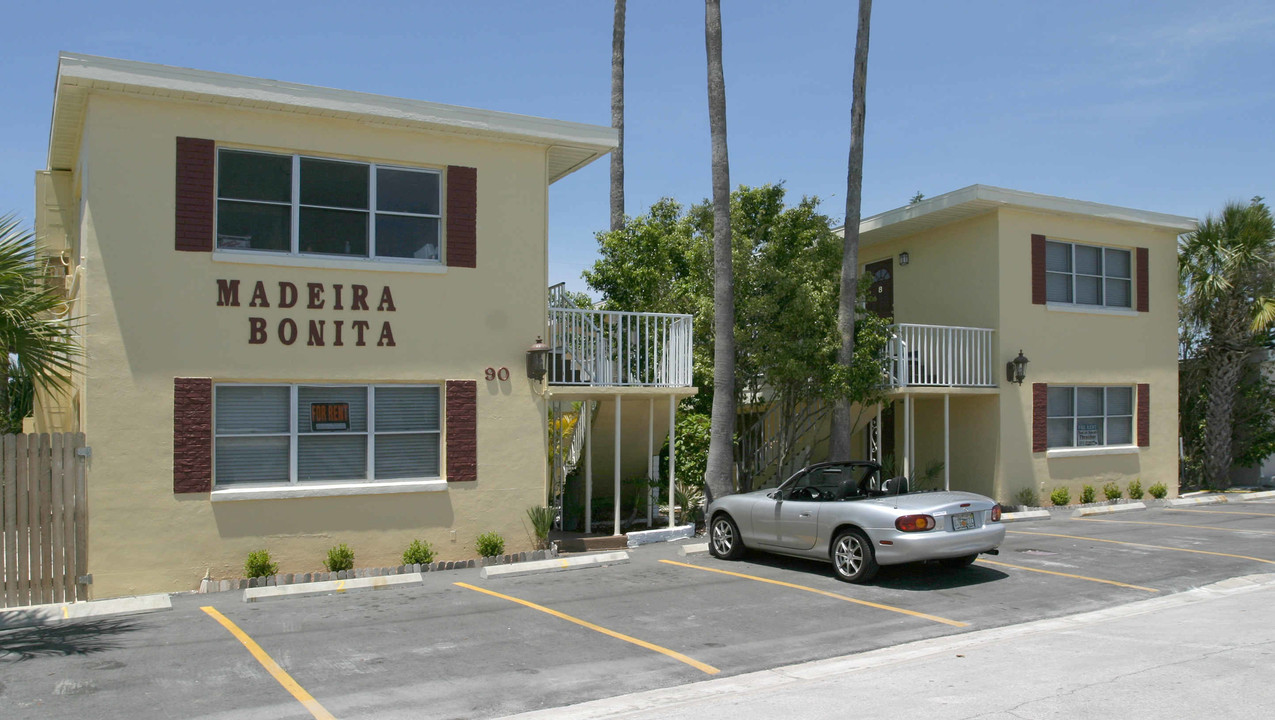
[780,464,879,501]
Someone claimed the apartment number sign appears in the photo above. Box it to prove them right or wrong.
[485,367,510,381]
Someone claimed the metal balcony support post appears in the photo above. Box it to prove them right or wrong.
[584,400,592,533]
[614,393,622,536]
[874,402,882,463]
[647,397,654,525]
[903,394,912,480]
[668,394,676,529]
[944,393,951,491]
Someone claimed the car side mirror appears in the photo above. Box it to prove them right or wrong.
[767,491,780,500]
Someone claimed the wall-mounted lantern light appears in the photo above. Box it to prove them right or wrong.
[898,251,910,266]
[526,337,551,381]
[1006,350,1029,385]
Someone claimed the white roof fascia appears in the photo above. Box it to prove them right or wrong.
[839,184,1197,240]
[49,53,617,182]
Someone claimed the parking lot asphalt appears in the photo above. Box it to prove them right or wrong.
[2,499,1273,719]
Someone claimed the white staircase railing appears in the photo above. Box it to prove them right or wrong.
[547,307,693,387]
[889,323,995,388]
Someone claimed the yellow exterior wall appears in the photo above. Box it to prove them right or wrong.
[76,93,553,596]
[995,209,1180,502]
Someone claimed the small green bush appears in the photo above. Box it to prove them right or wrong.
[525,506,555,543]
[244,549,278,579]
[1014,487,1038,508]
[476,531,505,557]
[1148,482,1168,499]
[1050,487,1071,506]
[1103,482,1123,501]
[1127,479,1144,500]
[324,543,355,572]
[402,539,436,566]
[1080,484,1096,504]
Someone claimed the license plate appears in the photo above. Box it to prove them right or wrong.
[952,512,976,531]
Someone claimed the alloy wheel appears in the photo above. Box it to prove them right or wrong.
[834,534,863,577]
[712,518,734,555]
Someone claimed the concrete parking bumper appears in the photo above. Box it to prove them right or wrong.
[1073,501,1146,517]
[479,551,630,579]
[242,572,423,602]
[0,593,172,630]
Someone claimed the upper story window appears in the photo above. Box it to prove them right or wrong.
[1045,240,1131,308]
[216,149,441,263]
[1046,385,1134,448]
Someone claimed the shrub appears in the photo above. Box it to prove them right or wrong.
[1103,482,1122,501]
[402,539,436,566]
[526,506,555,545]
[244,549,278,579]
[476,531,505,558]
[1080,484,1096,504]
[1127,479,1144,500]
[1148,482,1168,499]
[324,543,355,572]
[1014,487,1038,508]
[1049,487,1071,506]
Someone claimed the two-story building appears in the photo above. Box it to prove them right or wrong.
[843,186,1193,502]
[32,53,694,599]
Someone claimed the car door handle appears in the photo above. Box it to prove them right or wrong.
[798,512,811,518]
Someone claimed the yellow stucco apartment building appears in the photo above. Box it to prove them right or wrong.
[31,54,1193,599]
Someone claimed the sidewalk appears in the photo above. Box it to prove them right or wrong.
[495,573,1275,720]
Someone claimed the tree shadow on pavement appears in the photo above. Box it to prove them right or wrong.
[0,616,140,662]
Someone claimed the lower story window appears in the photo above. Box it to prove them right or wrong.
[1046,385,1133,448]
[214,383,440,486]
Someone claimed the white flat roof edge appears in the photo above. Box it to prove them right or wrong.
[53,52,619,151]
[844,184,1197,236]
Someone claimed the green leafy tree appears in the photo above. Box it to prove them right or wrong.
[0,213,82,433]
[1179,198,1275,487]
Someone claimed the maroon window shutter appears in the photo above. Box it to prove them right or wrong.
[446,380,478,481]
[1031,234,1047,305]
[446,166,477,268]
[175,137,215,252]
[1137,383,1150,447]
[1032,383,1048,452]
[1136,247,1149,312]
[173,378,213,493]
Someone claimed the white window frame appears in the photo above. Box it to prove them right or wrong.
[214,149,443,266]
[1045,385,1135,450]
[1044,240,1132,309]
[212,383,442,488]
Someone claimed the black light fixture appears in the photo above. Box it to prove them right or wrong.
[898,251,910,266]
[1006,350,1029,385]
[526,337,551,381]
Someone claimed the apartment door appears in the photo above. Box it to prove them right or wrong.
[865,258,893,319]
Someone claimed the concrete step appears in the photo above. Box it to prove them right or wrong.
[554,535,629,553]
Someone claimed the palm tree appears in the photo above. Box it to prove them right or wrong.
[829,0,873,462]
[0,213,81,433]
[610,0,626,232]
[1179,198,1275,488]
[703,0,735,504]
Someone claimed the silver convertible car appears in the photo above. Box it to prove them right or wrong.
[706,461,1005,583]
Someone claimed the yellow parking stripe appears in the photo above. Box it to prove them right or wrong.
[975,559,1158,592]
[454,582,719,675]
[201,607,336,720]
[659,559,968,628]
[1165,508,1275,517]
[1008,530,1275,565]
[1076,518,1275,535]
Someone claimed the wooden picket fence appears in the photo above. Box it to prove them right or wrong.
[0,433,88,608]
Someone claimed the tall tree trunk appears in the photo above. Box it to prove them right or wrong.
[610,0,626,232]
[829,0,873,462]
[1203,349,1245,488]
[703,0,735,504]
[0,350,10,434]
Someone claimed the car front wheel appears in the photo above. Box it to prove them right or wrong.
[831,529,878,583]
[709,514,745,560]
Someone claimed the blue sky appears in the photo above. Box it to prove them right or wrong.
[3,1,1272,296]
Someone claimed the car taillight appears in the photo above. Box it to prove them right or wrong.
[991,504,1002,522]
[895,514,936,532]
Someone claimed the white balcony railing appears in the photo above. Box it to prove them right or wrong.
[548,307,693,387]
[888,323,996,388]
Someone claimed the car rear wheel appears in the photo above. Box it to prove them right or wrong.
[831,529,878,583]
[709,514,745,560]
[940,553,979,569]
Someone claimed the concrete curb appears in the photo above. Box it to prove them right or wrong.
[489,573,1275,720]
[679,542,710,556]
[627,525,695,547]
[242,573,423,603]
[1237,490,1275,501]
[0,593,172,630]
[1072,501,1146,517]
[1001,510,1051,523]
[479,551,629,579]
[1167,495,1228,507]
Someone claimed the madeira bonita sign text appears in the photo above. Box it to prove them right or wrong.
[216,279,397,347]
